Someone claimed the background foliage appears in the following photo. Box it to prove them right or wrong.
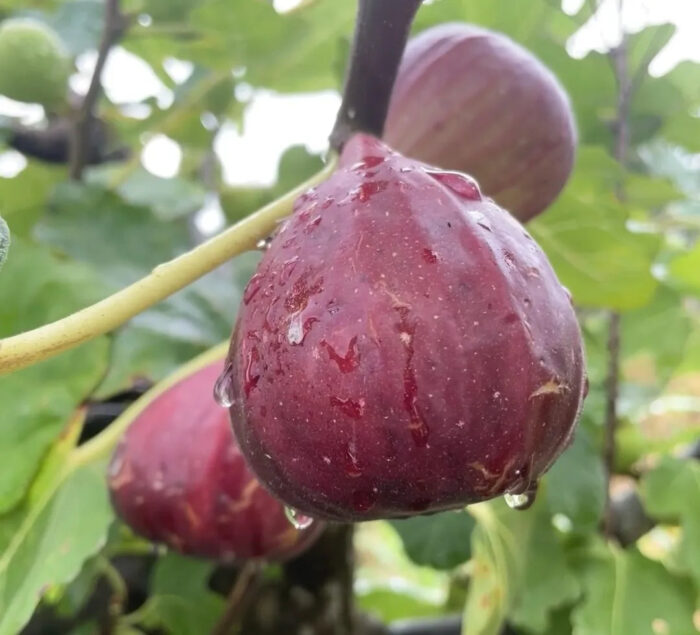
[0,0,698,633]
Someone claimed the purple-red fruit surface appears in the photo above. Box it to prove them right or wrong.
[225,133,586,522]
[384,23,576,222]
[108,357,323,561]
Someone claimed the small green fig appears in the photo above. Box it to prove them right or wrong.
[0,19,70,107]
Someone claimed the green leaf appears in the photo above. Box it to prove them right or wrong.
[87,167,208,222]
[0,161,64,238]
[0,239,109,512]
[640,456,700,587]
[668,243,700,296]
[621,285,691,381]
[35,182,257,397]
[130,553,224,635]
[391,511,475,570]
[0,216,9,271]
[529,147,659,311]
[0,415,114,635]
[571,543,696,635]
[463,498,579,635]
[545,429,606,533]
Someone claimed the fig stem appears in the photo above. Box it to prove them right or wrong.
[211,561,260,635]
[0,160,337,376]
[329,0,422,151]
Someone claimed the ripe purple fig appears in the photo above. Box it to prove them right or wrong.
[223,134,586,522]
[384,23,576,222]
[108,350,324,561]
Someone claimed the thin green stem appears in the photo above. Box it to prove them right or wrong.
[0,159,336,376]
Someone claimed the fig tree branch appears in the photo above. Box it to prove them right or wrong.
[0,161,336,376]
[70,0,126,179]
[329,0,422,151]
[603,8,629,539]
[211,562,260,635]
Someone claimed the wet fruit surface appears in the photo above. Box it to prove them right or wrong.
[108,357,324,561]
[384,23,576,222]
[226,133,586,521]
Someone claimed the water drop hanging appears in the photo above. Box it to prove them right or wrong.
[284,506,315,530]
[213,364,235,408]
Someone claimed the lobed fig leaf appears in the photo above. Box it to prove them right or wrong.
[225,134,586,522]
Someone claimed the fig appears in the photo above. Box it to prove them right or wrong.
[0,19,70,107]
[224,133,586,522]
[108,349,324,561]
[384,23,576,222]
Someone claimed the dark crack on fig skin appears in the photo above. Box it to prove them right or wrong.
[107,359,324,562]
[227,133,586,522]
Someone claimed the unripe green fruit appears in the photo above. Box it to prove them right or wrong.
[204,74,235,115]
[0,19,70,107]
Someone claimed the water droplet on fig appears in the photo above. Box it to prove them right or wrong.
[504,482,538,510]
[256,237,272,251]
[214,364,235,407]
[285,506,314,530]
[425,169,482,201]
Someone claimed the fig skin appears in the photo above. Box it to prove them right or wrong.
[108,355,323,562]
[384,23,576,222]
[226,133,586,522]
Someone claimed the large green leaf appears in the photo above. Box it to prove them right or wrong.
[640,457,700,588]
[0,162,64,238]
[545,429,606,534]
[463,498,579,635]
[571,542,696,635]
[529,147,659,311]
[126,553,224,635]
[35,181,257,397]
[0,415,114,635]
[391,510,475,570]
[0,239,109,512]
[621,285,692,381]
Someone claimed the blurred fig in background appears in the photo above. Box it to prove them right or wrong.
[108,351,324,562]
[385,23,577,222]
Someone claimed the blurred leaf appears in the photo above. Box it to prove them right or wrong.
[87,167,208,221]
[668,243,700,296]
[358,589,444,624]
[0,162,64,237]
[571,542,696,635]
[131,553,224,635]
[49,0,104,56]
[640,456,700,587]
[0,239,109,513]
[0,215,9,270]
[621,285,691,381]
[530,147,659,311]
[221,145,323,223]
[0,414,114,635]
[391,511,475,570]
[36,180,257,396]
[464,499,579,635]
[355,522,450,622]
[545,429,606,533]
[627,24,675,79]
